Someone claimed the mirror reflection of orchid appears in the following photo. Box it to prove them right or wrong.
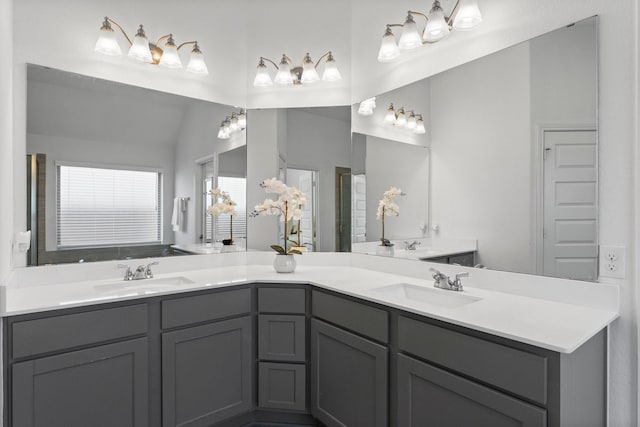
[208,188,237,245]
[377,186,405,246]
[251,178,306,255]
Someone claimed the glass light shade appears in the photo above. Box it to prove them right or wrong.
[95,28,122,56]
[378,31,400,62]
[407,113,417,129]
[383,105,396,124]
[424,8,450,42]
[358,105,373,116]
[358,104,374,116]
[128,29,153,63]
[398,16,422,50]
[358,97,376,116]
[186,50,208,75]
[395,109,407,127]
[253,61,273,87]
[452,0,482,31]
[218,126,230,139]
[159,41,182,69]
[415,119,426,134]
[301,60,320,84]
[238,111,247,128]
[274,60,294,85]
[322,58,342,82]
[230,115,239,131]
[223,119,231,132]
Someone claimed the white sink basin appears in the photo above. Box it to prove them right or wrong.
[368,282,481,309]
[94,276,195,295]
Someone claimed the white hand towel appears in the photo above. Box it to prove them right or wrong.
[171,197,182,232]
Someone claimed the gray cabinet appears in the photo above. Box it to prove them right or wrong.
[12,337,149,427]
[310,318,388,427]
[162,316,253,427]
[421,251,476,266]
[397,353,547,427]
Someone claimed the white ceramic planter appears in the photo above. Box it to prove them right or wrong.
[375,245,395,257]
[273,254,297,273]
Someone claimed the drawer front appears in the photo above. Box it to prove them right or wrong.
[12,304,148,359]
[259,288,306,313]
[259,315,306,362]
[398,316,548,405]
[259,362,306,411]
[162,288,251,329]
[397,354,546,427]
[312,291,388,343]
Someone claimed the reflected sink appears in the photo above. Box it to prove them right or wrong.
[368,283,481,309]
[94,276,195,295]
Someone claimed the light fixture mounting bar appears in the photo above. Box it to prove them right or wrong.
[105,17,133,45]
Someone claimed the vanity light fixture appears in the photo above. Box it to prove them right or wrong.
[217,109,247,140]
[378,0,482,62]
[94,17,209,75]
[357,97,377,116]
[253,52,341,87]
[383,103,426,135]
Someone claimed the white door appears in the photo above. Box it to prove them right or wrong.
[543,129,597,280]
[352,174,367,243]
[298,171,316,251]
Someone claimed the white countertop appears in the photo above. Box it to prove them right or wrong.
[2,252,619,354]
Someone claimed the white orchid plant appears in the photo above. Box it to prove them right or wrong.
[376,186,405,246]
[207,187,237,245]
[251,178,306,255]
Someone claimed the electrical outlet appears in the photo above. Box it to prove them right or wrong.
[599,245,626,279]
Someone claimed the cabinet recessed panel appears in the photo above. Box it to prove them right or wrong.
[311,319,387,427]
[259,315,306,362]
[397,354,546,427]
[259,362,306,411]
[162,316,252,427]
[12,338,149,427]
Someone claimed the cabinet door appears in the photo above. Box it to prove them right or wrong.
[397,354,547,427]
[12,338,149,427]
[162,316,253,427]
[259,362,306,411]
[310,319,387,427]
[259,314,306,362]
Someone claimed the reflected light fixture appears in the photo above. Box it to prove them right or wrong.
[218,109,247,140]
[357,97,377,116]
[94,17,209,75]
[253,52,341,87]
[382,103,426,135]
[378,0,482,62]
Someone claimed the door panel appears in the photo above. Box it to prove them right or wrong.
[543,129,597,280]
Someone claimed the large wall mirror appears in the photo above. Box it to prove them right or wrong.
[26,64,247,265]
[351,16,598,281]
[245,107,351,252]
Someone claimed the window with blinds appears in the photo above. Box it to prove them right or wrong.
[57,165,162,248]
[214,176,247,241]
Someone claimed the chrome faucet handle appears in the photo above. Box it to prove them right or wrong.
[429,267,448,285]
[145,261,159,278]
[117,264,134,281]
[449,272,469,291]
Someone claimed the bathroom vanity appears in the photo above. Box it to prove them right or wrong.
[1,253,617,427]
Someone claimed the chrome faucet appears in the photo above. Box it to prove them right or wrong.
[429,268,468,292]
[404,240,421,250]
[118,261,159,281]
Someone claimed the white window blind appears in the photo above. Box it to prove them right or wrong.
[214,176,247,241]
[57,165,162,248]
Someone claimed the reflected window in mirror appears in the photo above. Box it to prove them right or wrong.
[57,164,162,248]
[26,64,248,265]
